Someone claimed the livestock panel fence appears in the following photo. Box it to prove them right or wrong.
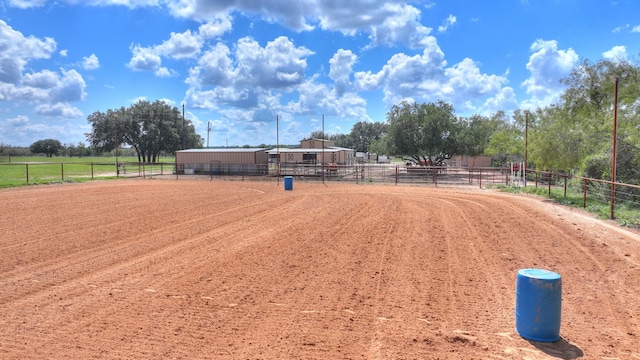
[174,162,511,187]
[0,161,172,187]
[3,161,638,222]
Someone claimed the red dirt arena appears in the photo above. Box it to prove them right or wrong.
[1,179,638,359]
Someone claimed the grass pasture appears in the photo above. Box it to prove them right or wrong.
[0,156,175,188]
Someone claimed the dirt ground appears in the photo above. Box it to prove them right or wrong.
[1,179,638,359]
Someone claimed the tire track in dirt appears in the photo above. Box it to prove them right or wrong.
[0,183,301,305]
[1,186,315,358]
[364,195,401,359]
[412,194,502,355]
[158,189,398,359]
[1,181,639,359]
[430,195,513,330]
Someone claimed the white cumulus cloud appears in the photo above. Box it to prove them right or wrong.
[329,49,358,97]
[521,39,578,107]
[126,18,232,77]
[35,103,83,117]
[187,36,313,99]
[603,46,628,62]
[127,44,162,71]
[156,29,203,59]
[0,20,85,116]
[82,54,100,70]
[8,0,161,8]
[0,20,56,84]
[167,0,435,49]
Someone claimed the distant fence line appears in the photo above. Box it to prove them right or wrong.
[0,161,172,185]
[2,161,638,218]
[176,162,512,187]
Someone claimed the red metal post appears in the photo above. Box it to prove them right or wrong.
[525,110,529,188]
[610,77,619,219]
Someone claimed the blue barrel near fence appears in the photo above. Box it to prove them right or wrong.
[284,176,293,191]
[515,268,562,342]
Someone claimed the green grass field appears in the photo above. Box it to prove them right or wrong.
[0,157,175,188]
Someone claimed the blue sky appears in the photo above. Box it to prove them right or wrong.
[1,0,638,147]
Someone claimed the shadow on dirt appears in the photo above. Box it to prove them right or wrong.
[528,338,584,359]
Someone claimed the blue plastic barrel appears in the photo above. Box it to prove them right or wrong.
[284,176,293,191]
[515,268,562,342]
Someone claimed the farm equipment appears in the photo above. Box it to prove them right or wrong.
[326,162,338,172]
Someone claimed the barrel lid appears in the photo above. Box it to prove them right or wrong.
[518,268,561,280]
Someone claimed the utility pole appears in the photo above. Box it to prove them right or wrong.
[524,110,529,187]
[182,103,186,150]
[207,121,211,148]
[277,114,280,184]
[322,114,325,185]
[114,112,119,177]
[610,76,619,219]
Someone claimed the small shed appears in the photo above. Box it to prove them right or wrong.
[450,155,493,168]
[176,148,268,174]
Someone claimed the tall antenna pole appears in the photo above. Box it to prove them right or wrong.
[524,110,529,187]
[610,76,619,219]
[114,111,119,177]
[277,114,280,185]
[322,113,325,185]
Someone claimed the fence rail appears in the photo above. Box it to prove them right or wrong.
[0,161,173,187]
[3,161,638,221]
[510,169,640,221]
[174,163,511,187]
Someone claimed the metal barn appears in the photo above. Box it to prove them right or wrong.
[176,148,268,174]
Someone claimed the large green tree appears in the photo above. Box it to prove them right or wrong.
[86,100,203,162]
[30,139,63,157]
[348,121,388,152]
[307,122,388,152]
[484,111,524,165]
[529,57,640,179]
[458,112,505,156]
[384,101,459,165]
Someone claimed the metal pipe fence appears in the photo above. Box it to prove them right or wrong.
[3,161,638,221]
[173,163,510,188]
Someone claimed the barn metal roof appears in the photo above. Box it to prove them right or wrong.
[177,148,268,153]
[266,147,353,154]
[178,147,353,154]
